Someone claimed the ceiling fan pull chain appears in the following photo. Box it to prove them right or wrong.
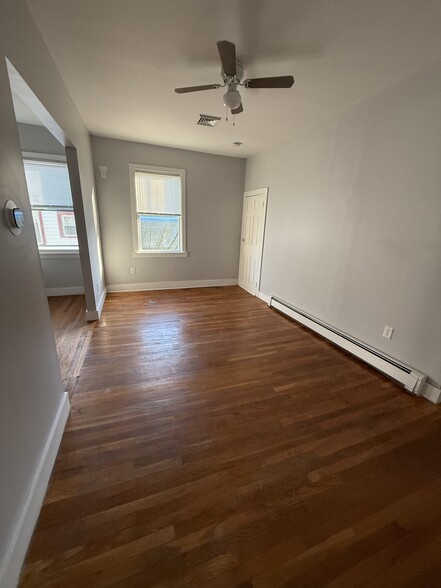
[233,113,235,127]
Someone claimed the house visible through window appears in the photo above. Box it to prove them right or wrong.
[130,164,186,255]
[59,213,76,237]
[23,159,79,251]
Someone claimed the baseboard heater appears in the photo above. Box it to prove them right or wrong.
[270,296,427,396]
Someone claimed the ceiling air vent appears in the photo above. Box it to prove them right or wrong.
[197,114,221,127]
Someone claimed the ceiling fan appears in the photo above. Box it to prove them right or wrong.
[175,40,294,116]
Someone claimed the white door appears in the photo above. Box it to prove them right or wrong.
[238,188,268,295]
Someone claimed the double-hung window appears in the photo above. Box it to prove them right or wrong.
[129,164,186,256]
[23,158,78,252]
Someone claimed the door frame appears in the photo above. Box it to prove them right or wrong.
[238,187,269,295]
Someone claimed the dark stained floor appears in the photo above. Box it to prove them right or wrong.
[48,294,94,397]
[21,287,441,587]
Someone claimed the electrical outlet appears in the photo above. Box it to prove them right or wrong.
[383,325,394,339]
[130,267,136,275]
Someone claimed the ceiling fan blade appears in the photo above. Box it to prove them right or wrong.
[217,40,236,77]
[244,75,294,89]
[231,102,243,115]
[175,84,220,94]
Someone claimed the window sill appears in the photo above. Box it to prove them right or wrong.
[132,251,189,258]
[39,249,80,259]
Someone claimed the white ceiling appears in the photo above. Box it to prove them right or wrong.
[26,0,441,158]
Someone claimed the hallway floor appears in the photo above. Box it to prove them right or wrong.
[48,295,95,397]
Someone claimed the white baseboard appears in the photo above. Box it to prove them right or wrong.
[0,392,70,588]
[85,287,107,321]
[421,382,441,404]
[107,279,238,293]
[257,291,271,304]
[269,295,440,405]
[97,287,107,316]
[46,286,84,297]
[270,296,428,397]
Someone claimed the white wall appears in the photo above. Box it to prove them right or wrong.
[245,60,441,388]
[92,136,246,288]
[17,123,84,293]
[0,0,103,584]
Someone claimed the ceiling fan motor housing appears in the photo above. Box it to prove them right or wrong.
[221,60,244,86]
[174,41,294,116]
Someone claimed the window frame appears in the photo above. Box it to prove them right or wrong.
[58,211,77,238]
[23,152,80,258]
[129,163,187,258]
[32,209,45,246]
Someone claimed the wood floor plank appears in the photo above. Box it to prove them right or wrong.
[48,295,95,396]
[20,287,441,587]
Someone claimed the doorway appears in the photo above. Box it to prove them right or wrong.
[238,188,268,295]
[7,62,95,395]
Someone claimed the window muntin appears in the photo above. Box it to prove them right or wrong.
[130,165,185,254]
[23,159,79,251]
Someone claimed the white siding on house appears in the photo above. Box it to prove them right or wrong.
[38,210,78,248]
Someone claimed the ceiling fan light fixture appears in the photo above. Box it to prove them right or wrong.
[223,89,241,110]
[174,40,295,119]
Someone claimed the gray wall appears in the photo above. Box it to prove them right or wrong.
[0,0,102,580]
[17,123,83,293]
[39,257,83,293]
[17,122,65,156]
[92,136,246,286]
[245,60,441,388]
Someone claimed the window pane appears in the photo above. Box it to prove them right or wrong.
[24,160,73,208]
[135,172,181,214]
[138,215,180,251]
[61,213,77,237]
[38,210,79,248]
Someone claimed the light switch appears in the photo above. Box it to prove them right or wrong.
[383,325,394,339]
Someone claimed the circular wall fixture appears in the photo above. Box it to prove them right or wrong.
[4,200,25,236]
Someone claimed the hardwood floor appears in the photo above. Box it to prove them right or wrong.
[21,286,441,587]
[48,295,95,396]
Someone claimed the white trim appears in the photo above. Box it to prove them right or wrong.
[270,296,427,396]
[132,251,188,258]
[239,284,255,296]
[46,286,84,297]
[97,286,108,316]
[107,279,238,293]
[39,251,80,259]
[0,392,70,588]
[421,382,441,404]
[21,151,66,162]
[128,163,186,256]
[256,291,271,305]
[7,60,69,149]
[85,287,107,321]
